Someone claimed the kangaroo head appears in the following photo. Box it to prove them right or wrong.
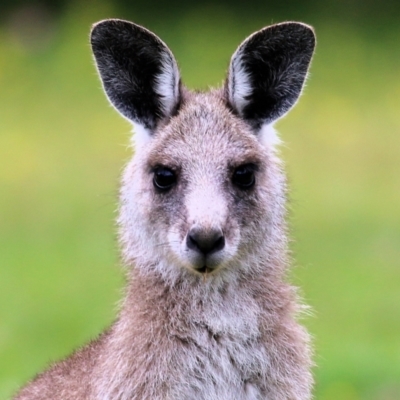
[91,20,315,283]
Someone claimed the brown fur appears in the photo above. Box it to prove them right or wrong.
[14,20,315,400]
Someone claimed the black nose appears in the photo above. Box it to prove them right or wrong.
[186,227,225,255]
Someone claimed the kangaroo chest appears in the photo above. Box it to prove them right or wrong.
[159,294,270,400]
[95,291,271,400]
[164,324,269,400]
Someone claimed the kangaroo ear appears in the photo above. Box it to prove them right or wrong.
[90,19,181,135]
[226,22,315,131]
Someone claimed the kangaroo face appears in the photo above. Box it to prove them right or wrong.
[91,19,315,280]
[143,93,270,275]
[120,92,282,280]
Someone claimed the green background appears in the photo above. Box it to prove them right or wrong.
[1,1,399,399]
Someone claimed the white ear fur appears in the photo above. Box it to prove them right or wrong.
[132,52,179,149]
[228,57,280,149]
[259,124,281,149]
[155,52,180,118]
[228,53,252,114]
[228,56,281,149]
[131,123,152,150]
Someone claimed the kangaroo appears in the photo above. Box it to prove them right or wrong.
[14,19,316,400]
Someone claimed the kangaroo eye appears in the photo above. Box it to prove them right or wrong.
[232,164,256,189]
[153,167,176,191]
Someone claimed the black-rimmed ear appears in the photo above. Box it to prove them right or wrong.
[90,19,181,134]
[226,22,315,131]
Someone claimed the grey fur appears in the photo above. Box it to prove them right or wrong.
[14,19,316,400]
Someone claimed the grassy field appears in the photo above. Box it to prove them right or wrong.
[1,3,399,399]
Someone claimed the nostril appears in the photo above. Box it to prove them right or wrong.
[186,227,225,255]
[186,233,199,252]
[213,235,225,252]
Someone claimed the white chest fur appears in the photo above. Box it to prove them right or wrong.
[165,292,268,399]
[95,285,271,400]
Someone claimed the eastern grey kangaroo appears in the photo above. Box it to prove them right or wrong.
[15,19,316,400]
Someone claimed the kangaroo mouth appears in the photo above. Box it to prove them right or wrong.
[197,266,212,274]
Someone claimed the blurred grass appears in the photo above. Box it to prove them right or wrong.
[1,2,400,399]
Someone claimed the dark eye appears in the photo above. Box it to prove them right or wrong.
[153,167,176,191]
[232,164,256,189]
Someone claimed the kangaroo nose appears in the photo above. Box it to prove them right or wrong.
[186,227,225,255]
